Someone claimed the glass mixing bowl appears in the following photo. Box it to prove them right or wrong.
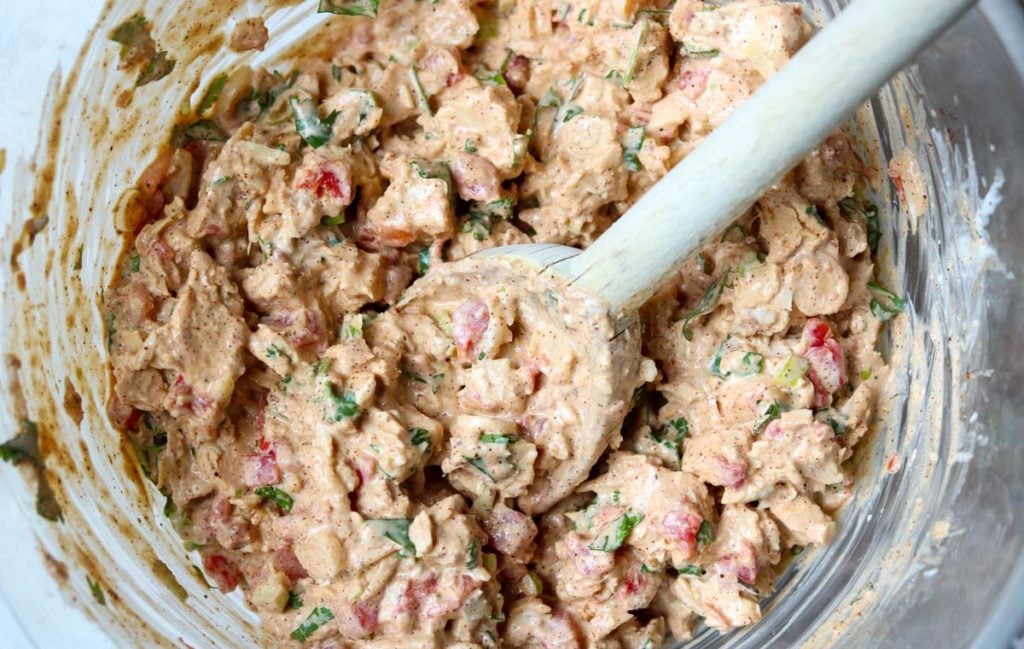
[0,0,1020,647]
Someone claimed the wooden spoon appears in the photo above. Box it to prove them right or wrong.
[481,0,977,316]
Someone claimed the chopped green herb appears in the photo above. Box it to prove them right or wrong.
[289,96,339,148]
[806,203,825,224]
[562,105,583,122]
[678,564,702,576]
[622,125,645,171]
[709,338,730,379]
[324,383,360,421]
[198,73,228,114]
[739,352,765,376]
[477,351,487,361]
[418,248,431,275]
[411,159,453,200]
[464,139,478,153]
[86,576,106,605]
[753,400,781,434]
[868,281,904,321]
[163,494,191,530]
[623,20,650,84]
[254,486,294,513]
[465,539,479,569]
[109,14,154,66]
[409,67,432,116]
[462,197,513,241]
[290,606,335,642]
[251,69,300,118]
[331,64,342,82]
[792,545,806,556]
[464,456,495,480]
[819,409,848,436]
[474,66,507,86]
[409,428,431,453]
[107,314,117,351]
[317,0,379,17]
[775,353,810,388]
[840,197,882,253]
[137,51,176,86]
[682,44,721,58]
[287,590,304,610]
[367,518,416,557]
[210,175,233,187]
[129,254,141,273]
[589,511,643,552]
[265,345,282,359]
[681,273,728,341]
[696,520,715,545]
[319,211,346,227]
[480,433,518,445]
[651,416,688,461]
[175,119,229,143]
[313,358,331,376]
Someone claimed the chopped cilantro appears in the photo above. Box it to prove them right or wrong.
[677,564,702,576]
[290,606,335,642]
[317,0,379,17]
[109,14,154,66]
[753,400,781,434]
[681,273,728,341]
[254,485,294,513]
[198,73,228,114]
[324,382,359,421]
[623,20,650,84]
[464,456,496,480]
[562,105,583,122]
[622,125,645,171]
[466,539,479,569]
[367,518,416,557]
[289,96,339,148]
[739,352,765,376]
[86,576,106,606]
[589,511,644,552]
[287,590,304,610]
[136,51,175,86]
[696,520,715,545]
[418,248,431,275]
[868,281,905,321]
[480,433,518,445]
[709,338,730,378]
[681,44,721,58]
[409,67,432,116]
[839,197,882,253]
[409,428,431,453]
[313,358,331,376]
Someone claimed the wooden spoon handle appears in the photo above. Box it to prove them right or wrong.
[560,0,977,315]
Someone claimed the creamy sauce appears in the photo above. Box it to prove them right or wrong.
[102,1,893,646]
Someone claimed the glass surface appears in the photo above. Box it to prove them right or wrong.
[0,1,1020,647]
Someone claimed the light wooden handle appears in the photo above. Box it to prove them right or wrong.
[559,0,977,315]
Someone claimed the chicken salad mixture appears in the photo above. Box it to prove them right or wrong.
[105,0,901,646]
